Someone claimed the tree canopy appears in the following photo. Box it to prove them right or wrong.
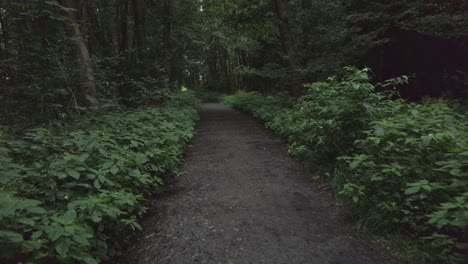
[1,0,466,127]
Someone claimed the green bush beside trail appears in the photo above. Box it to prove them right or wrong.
[0,92,199,263]
[224,68,467,263]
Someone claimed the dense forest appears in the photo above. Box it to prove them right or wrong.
[0,0,467,263]
[1,0,466,126]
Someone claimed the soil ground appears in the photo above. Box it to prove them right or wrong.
[120,103,392,264]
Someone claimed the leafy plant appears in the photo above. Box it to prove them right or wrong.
[338,101,467,261]
[223,91,296,138]
[224,68,468,262]
[0,92,199,263]
[288,67,404,168]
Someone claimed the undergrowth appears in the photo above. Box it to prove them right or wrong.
[195,89,227,102]
[223,67,468,263]
[0,92,199,263]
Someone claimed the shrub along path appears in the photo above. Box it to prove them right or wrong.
[122,103,391,264]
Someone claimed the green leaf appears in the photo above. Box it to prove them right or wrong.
[19,199,42,207]
[110,165,119,175]
[26,206,47,214]
[91,213,101,223]
[421,135,432,146]
[449,169,461,176]
[48,227,64,241]
[55,239,69,257]
[17,217,35,226]
[67,169,80,179]
[421,185,432,191]
[404,186,420,195]
[64,225,75,234]
[374,127,385,136]
[93,180,101,189]
[130,221,142,231]
[370,175,383,181]
[63,210,76,223]
[72,235,90,246]
[83,256,99,264]
[31,231,43,240]
[102,161,114,169]
[0,230,24,243]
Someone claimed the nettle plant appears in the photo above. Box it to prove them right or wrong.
[0,93,199,263]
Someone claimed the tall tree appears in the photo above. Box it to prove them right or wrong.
[274,0,303,94]
[117,0,129,53]
[0,2,9,58]
[162,0,172,85]
[61,0,97,106]
[132,0,146,63]
[301,0,311,64]
[274,0,296,69]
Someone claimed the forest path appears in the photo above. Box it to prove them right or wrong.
[121,103,391,264]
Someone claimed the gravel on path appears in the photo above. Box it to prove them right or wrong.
[120,103,391,264]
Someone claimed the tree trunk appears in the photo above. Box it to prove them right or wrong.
[87,0,107,55]
[61,0,97,106]
[132,0,146,62]
[117,0,129,53]
[301,0,311,65]
[0,4,9,58]
[274,0,300,95]
[163,0,172,86]
[274,0,296,68]
[77,0,88,47]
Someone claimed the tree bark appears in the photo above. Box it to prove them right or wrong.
[117,0,129,53]
[0,4,9,58]
[77,0,88,47]
[274,0,297,68]
[274,0,300,95]
[132,0,146,62]
[60,0,97,106]
[301,0,311,63]
[87,0,107,55]
[163,0,172,85]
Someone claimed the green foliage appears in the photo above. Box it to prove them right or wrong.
[0,92,199,263]
[347,0,468,40]
[338,101,467,261]
[224,68,468,262]
[288,67,405,167]
[195,89,227,102]
[0,0,77,127]
[197,0,467,98]
[223,91,295,137]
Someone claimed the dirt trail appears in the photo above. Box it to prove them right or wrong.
[121,103,391,264]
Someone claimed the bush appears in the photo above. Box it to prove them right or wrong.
[223,68,468,262]
[289,67,406,168]
[223,91,296,137]
[338,101,467,261]
[0,92,199,263]
[195,90,227,102]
